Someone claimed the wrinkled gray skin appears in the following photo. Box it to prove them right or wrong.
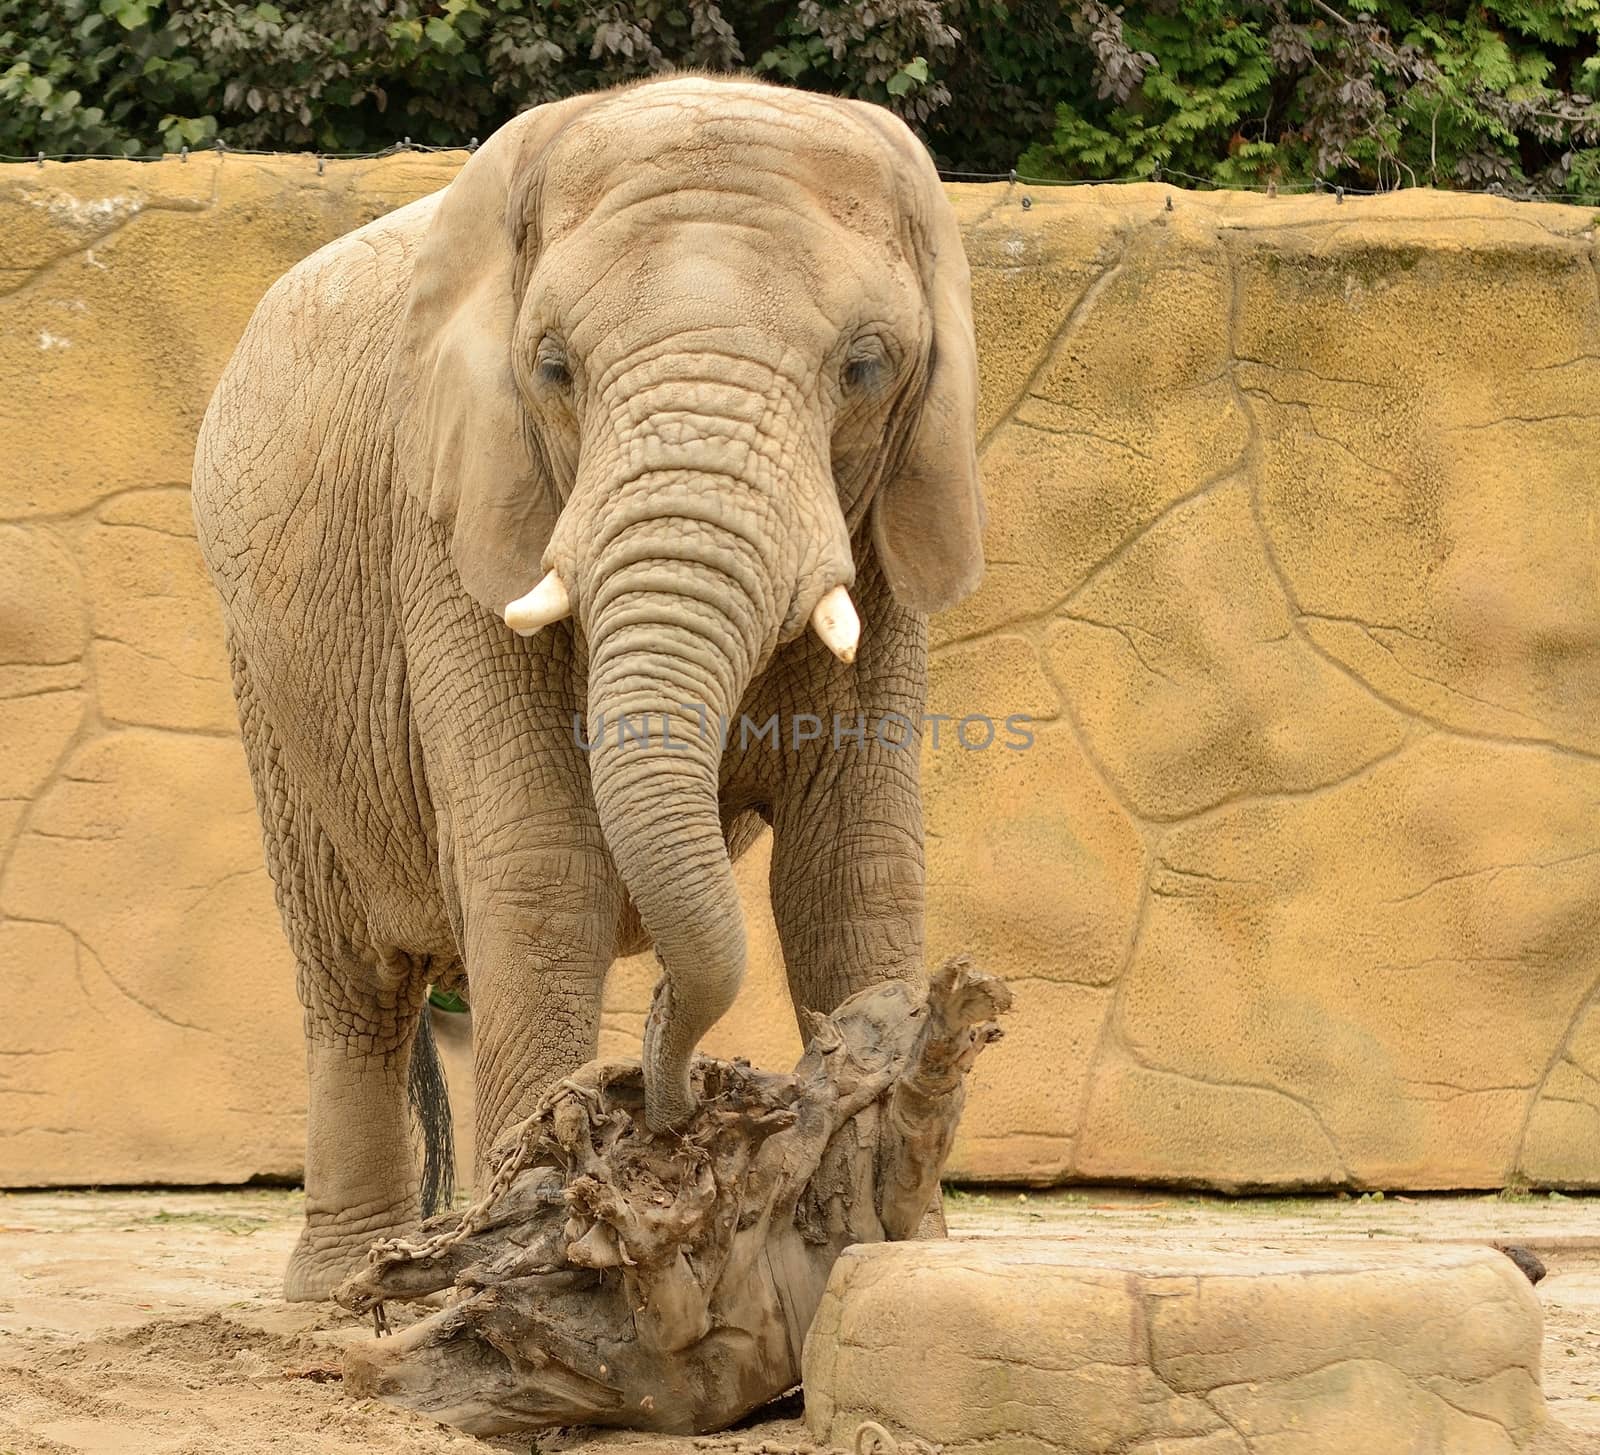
[192,76,983,1302]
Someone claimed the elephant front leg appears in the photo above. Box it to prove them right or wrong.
[454,848,624,1176]
[288,985,428,1301]
[768,740,927,1023]
[771,740,956,1237]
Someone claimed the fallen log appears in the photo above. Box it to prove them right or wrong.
[336,957,1010,1437]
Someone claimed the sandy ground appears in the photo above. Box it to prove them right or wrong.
[1,1186,1597,1453]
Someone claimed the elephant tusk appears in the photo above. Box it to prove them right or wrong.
[504,571,572,636]
[809,585,860,665]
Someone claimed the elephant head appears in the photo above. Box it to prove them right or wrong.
[389,78,983,1130]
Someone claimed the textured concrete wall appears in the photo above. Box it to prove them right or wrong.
[3,153,1598,1191]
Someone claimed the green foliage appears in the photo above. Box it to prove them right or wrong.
[0,0,954,155]
[753,1,955,124]
[1019,0,1600,202]
[923,0,1091,173]
[2,0,1597,203]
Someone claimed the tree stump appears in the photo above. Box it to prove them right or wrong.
[336,957,1010,1438]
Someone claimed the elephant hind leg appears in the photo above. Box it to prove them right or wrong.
[228,642,430,1301]
[289,974,427,1302]
[279,861,434,1302]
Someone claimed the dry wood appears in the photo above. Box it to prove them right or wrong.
[336,957,1010,1437]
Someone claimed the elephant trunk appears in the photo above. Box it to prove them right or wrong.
[581,502,773,1130]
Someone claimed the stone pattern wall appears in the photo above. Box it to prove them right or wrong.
[3,154,1598,1190]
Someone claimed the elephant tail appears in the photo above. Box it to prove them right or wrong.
[408,1006,455,1217]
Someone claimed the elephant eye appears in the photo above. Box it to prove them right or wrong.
[843,357,880,391]
[842,336,889,393]
[535,337,572,390]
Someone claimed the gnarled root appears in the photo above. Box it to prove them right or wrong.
[336,957,1010,1437]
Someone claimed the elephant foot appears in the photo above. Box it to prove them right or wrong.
[285,1211,417,1302]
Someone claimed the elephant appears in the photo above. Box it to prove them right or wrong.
[191,74,984,1302]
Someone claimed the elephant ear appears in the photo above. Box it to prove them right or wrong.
[867,124,986,615]
[389,95,597,618]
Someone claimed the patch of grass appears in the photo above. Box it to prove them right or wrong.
[941,1185,993,1207]
[1199,1196,1339,1217]
[127,1210,272,1236]
[1495,1186,1575,1205]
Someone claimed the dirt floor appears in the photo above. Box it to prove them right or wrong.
[1,1186,1597,1453]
